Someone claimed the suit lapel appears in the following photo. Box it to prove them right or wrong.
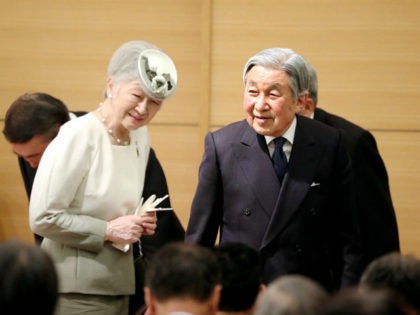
[232,122,280,217]
[260,116,326,249]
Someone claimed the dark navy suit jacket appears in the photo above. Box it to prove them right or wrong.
[186,115,364,291]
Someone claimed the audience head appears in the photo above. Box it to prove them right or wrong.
[359,252,420,313]
[253,274,329,315]
[322,288,408,315]
[2,92,70,168]
[213,242,264,314]
[144,242,221,315]
[0,239,58,315]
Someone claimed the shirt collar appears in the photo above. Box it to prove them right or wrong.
[264,115,297,146]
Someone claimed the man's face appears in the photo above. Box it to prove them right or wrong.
[243,65,302,137]
[11,135,51,168]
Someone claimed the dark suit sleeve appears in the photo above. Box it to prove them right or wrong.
[185,132,223,246]
[138,148,185,261]
[18,157,43,245]
[351,131,400,263]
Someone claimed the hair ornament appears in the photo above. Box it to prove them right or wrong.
[137,49,177,100]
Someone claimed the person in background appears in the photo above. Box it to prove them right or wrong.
[185,47,364,291]
[143,242,222,315]
[3,93,85,243]
[299,64,400,268]
[0,239,58,315]
[29,40,178,315]
[253,274,329,315]
[213,242,265,315]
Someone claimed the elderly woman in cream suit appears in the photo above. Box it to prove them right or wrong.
[29,40,178,315]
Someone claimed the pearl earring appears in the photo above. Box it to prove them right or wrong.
[107,93,113,99]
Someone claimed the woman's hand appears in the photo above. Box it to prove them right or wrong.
[105,215,145,244]
[140,211,157,236]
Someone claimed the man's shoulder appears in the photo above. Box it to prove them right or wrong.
[314,107,367,137]
[314,107,379,153]
[294,115,347,150]
[214,120,247,132]
[211,120,249,138]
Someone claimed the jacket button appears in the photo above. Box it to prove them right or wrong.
[243,208,252,216]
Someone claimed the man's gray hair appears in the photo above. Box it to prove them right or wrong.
[243,48,310,101]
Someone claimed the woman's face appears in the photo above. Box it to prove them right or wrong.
[108,80,162,130]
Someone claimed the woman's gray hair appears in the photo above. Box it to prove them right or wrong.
[243,48,310,101]
[106,40,178,100]
[107,40,159,84]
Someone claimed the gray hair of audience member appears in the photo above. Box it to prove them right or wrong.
[3,92,69,143]
[359,251,420,312]
[322,288,408,315]
[254,274,329,315]
[306,63,318,106]
[242,48,310,102]
[0,239,58,315]
[145,242,221,302]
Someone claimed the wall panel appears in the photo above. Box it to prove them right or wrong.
[211,0,420,130]
[0,0,203,126]
[0,0,207,239]
[373,130,420,254]
[0,123,32,242]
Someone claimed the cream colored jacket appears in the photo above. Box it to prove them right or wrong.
[30,113,149,295]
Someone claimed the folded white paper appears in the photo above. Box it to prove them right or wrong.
[112,194,169,252]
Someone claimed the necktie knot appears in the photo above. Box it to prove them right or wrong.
[274,137,287,149]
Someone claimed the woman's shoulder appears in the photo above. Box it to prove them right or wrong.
[52,112,104,152]
[60,112,101,135]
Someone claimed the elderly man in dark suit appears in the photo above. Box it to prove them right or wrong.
[185,48,364,292]
[299,65,400,268]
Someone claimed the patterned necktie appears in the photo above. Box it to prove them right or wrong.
[272,137,288,182]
